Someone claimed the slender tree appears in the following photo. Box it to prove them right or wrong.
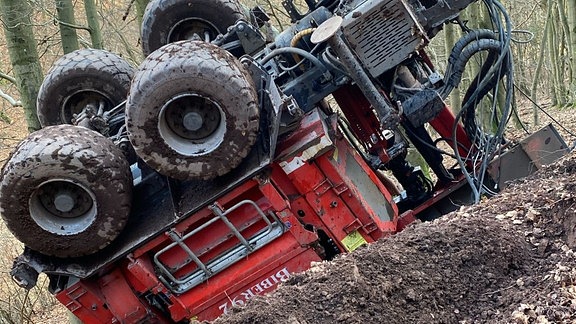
[135,0,149,27]
[84,0,103,49]
[548,3,561,106]
[557,0,573,85]
[568,0,576,47]
[564,0,576,104]
[56,0,80,53]
[0,0,42,131]
[444,23,461,112]
[531,0,553,125]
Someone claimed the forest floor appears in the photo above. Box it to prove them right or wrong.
[1,100,576,323]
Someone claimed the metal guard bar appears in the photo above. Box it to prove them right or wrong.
[153,200,286,294]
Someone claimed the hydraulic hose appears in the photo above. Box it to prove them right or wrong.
[290,28,316,63]
[461,48,511,139]
[260,47,329,77]
[445,39,504,92]
[445,29,499,75]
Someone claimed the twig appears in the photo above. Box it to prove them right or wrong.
[54,18,91,32]
[0,89,21,107]
[482,283,516,295]
[123,0,137,21]
[0,72,16,85]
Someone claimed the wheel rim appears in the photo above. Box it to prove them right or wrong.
[168,18,220,43]
[29,179,97,235]
[62,90,113,123]
[158,93,226,156]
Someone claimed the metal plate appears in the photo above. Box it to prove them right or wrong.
[310,16,343,44]
[488,124,569,190]
[340,0,428,78]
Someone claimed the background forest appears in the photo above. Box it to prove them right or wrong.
[0,0,574,322]
[1,1,576,153]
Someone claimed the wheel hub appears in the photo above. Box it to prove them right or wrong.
[168,18,220,43]
[164,94,222,140]
[63,90,112,124]
[183,111,204,132]
[53,192,75,213]
[158,93,226,156]
[30,180,97,235]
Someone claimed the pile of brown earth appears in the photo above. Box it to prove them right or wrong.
[215,154,576,324]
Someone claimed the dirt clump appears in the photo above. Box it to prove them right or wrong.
[216,154,576,324]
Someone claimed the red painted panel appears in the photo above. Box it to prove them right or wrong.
[429,107,473,159]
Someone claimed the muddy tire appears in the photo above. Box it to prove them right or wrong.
[126,41,259,180]
[37,49,134,128]
[0,125,132,257]
[141,0,247,56]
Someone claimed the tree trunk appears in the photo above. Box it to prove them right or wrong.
[444,23,461,112]
[547,6,560,106]
[135,0,149,27]
[558,0,573,83]
[531,0,554,125]
[564,0,576,101]
[569,0,576,48]
[84,0,103,49]
[0,0,42,131]
[56,0,80,54]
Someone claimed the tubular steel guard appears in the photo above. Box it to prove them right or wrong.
[154,200,286,294]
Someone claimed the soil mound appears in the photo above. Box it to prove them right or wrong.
[217,154,576,324]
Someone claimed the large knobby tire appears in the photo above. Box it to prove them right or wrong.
[0,125,132,257]
[141,0,247,56]
[37,48,135,128]
[126,40,259,180]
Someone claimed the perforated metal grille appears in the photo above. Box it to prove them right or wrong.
[341,0,428,78]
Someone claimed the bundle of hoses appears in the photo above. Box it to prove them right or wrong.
[438,0,514,202]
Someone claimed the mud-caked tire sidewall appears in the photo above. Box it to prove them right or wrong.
[0,125,132,257]
[37,49,135,127]
[126,41,260,180]
[141,0,247,56]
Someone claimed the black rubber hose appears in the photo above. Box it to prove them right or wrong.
[461,49,511,139]
[446,38,504,88]
[440,30,501,99]
[447,29,499,67]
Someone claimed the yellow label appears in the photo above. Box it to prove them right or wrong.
[341,230,368,252]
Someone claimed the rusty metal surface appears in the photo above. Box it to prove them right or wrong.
[520,124,569,168]
[488,124,569,190]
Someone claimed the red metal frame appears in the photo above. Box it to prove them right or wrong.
[56,107,407,322]
[419,50,473,157]
[429,107,473,159]
[56,268,170,323]
[332,84,391,163]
